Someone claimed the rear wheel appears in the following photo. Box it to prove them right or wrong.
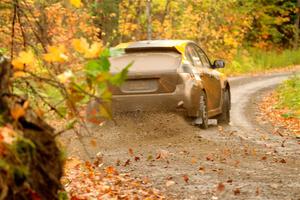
[199,91,209,129]
[217,89,230,124]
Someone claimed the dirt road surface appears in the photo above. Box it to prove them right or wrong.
[61,72,300,200]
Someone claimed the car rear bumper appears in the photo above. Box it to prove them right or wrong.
[112,85,187,112]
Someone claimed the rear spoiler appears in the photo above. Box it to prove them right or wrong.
[125,46,181,54]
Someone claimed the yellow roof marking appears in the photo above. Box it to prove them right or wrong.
[115,42,132,48]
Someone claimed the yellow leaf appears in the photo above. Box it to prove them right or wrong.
[84,42,103,58]
[43,45,68,62]
[13,71,28,78]
[69,0,82,8]
[101,89,112,100]
[72,38,103,58]
[72,38,89,54]
[11,59,24,71]
[99,104,112,119]
[12,50,36,71]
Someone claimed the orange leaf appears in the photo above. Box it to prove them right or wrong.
[90,139,97,147]
[105,166,116,174]
[11,104,25,120]
[191,157,197,164]
[23,100,29,110]
[128,148,134,156]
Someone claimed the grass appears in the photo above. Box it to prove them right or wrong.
[275,74,300,119]
[223,48,300,75]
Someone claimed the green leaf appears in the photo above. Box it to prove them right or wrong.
[97,82,107,94]
[66,118,77,129]
[58,191,69,200]
[110,62,132,86]
[0,160,10,172]
[85,49,111,77]
[85,60,102,77]
[98,49,111,71]
[100,48,110,58]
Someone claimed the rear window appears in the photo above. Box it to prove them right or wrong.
[109,51,182,73]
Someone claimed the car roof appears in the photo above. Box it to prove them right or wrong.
[115,40,194,55]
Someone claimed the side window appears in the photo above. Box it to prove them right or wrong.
[185,45,203,68]
[185,45,195,66]
[194,46,211,68]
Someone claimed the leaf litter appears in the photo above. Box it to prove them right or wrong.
[62,157,165,199]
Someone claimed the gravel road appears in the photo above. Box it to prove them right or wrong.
[61,71,300,200]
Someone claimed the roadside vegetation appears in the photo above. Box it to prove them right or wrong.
[276,75,300,119]
[259,74,300,138]
[225,49,300,75]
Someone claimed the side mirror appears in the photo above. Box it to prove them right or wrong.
[181,63,194,74]
[212,60,225,69]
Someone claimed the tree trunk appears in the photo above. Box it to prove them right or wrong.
[0,55,63,199]
[294,0,300,49]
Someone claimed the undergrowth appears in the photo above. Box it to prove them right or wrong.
[223,48,300,75]
[276,74,300,119]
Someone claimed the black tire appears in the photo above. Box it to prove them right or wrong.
[199,91,209,129]
[217,89,230,124]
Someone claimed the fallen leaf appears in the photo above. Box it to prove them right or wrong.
[281,140,286,147]
[147,155,153,161]
[134,156,140,161]
[93,152,103,167]
[156,149,170,160]
[279,158,286,163]
[198,167,205,174]
[256,187,260,196]
[234,160,240,167]
[191,157,197,164]
[105,166,117,175]
[206,155,214,161]
[142,177,150,184]
[116,159,120,166]
[217,183,225,192]
[183,175,189,183]
[90,139,97,147]
[123,159,130,167]
[227,179,233,183]
[233,188,241,195]
[165,180,175,187]
[128,148,134,156]
[261,156,267,160]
